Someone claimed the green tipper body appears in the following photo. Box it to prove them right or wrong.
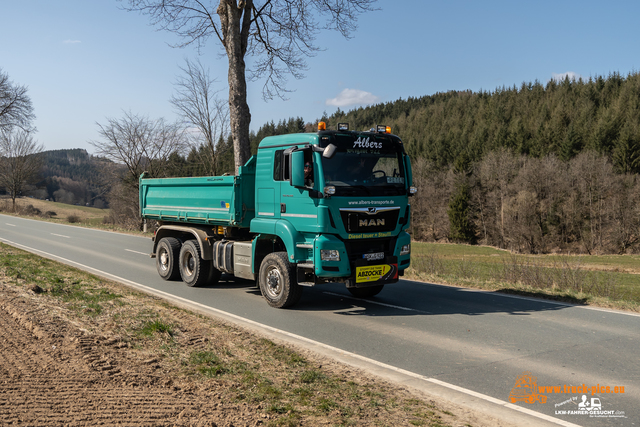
[140,157,256,228]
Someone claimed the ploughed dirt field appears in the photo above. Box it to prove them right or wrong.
[0,244,505,426]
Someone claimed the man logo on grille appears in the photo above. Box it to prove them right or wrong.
[367,207,378,214]
[360,219,385,227]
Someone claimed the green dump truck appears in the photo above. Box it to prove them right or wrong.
[139,123,416,308]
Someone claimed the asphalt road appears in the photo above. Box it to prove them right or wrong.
[1,214,638,427]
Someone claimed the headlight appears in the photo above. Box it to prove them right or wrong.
[400,244,411,255]
[321,249,340,261]
[409,186,417,195]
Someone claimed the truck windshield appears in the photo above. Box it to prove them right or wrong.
[320,133,406,197]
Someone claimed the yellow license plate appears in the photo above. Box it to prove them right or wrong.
[355,264,393,283]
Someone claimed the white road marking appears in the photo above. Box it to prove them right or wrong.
[5,223,16,227]
[51,233,70,239]
[0,236,613,427]
[0,213,148,239]
[125,249,149,256]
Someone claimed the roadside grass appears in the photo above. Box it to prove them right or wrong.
[406,242,640,311]
[0,242,124,316]
[0,196,142,234]
[0,242,457,427]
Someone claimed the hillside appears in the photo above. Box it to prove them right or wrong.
[30,149,114,208]
[317,72,640,172]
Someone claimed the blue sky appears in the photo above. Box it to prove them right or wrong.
[2,0,639,152]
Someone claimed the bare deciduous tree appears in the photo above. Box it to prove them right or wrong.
[90,111,188,186]
[0,129,44,211]
[569,151,615,254]
[123,0,378,173]
[410,157,453,241]
[171,58,229,176]
[472,148,521,248]
[90,112,188,229]
[608,174,640,254]
[0,68,36,132]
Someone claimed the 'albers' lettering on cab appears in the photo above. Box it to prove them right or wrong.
[359,219,385,227]
[353,136,383,149]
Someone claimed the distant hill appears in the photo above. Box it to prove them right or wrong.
[31,149,113,208]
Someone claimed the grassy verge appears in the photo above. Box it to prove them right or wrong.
[405,242,640,312]
[0,196,145,234]
[0,242,460,427]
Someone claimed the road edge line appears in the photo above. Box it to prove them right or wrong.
[0,237,582,427]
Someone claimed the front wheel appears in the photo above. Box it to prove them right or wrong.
[179,240,211,287]
[347,285,384,298]
[258,252,302,308]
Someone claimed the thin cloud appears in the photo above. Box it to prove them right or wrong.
[63,39,82,44]
[326,88,380,107]
[551,71,582,82]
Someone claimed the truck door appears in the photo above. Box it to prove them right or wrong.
[280,148,318,231]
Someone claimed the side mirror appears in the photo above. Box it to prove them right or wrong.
[323,143,337,159]
[290,150,305,188]
[404,154,413,187]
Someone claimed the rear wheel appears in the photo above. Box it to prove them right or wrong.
[347,285,384,298]
[179,240,211,287]
[156,237,181,281]
[259,252,302,308]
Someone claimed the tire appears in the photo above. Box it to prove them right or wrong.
[347,285,384,298]
[179,240,211,287]
[258,252,302,308]
[156,237,181,281]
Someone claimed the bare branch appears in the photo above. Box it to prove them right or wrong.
[123,0,378,172]
[170,58,229,175]
[0,129,44,211]
[0,68,36,133]
[90,111,188,186]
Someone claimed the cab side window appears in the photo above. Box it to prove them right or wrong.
[273,150,290,181]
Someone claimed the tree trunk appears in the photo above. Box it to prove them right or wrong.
[219,0,252,174]
[228,54,251,173]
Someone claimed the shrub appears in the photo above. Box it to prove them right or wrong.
[67,215,81,223]
[24,204,42,216]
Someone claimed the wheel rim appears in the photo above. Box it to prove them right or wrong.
[182,252,195,277]
[159,248,169,272]
[264,266,283,299]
